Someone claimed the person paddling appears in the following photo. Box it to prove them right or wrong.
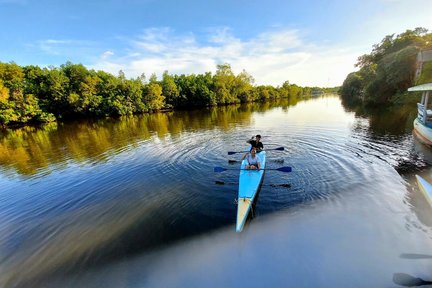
[247,134,264,151]
[242,147,261,170]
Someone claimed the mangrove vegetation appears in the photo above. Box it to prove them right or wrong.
[0,62,332,127]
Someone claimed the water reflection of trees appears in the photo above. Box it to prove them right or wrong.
[0,99,296,176]
[341,98,417,136]
[341,96,429,176]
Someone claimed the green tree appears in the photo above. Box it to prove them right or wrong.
[341,72,363,99]
[0,79,16,125]
[143,82,165,111]
[23,65,45,97]
[161,71,180,106]
[235,70,254,103]
[342,27,432,105]
[256,86,270,102]
[0,62,25,95]
[42,67,69,115]
[0,79,9,102]
[61,62,89,93]
[193,73,216,106]
[66,75,103,115]
[213,63,238,104]
[173,74,194,108]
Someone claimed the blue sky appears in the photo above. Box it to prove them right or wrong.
[1,0,431,87]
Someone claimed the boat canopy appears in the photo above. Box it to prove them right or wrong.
[408,83,432,92]
[409,83,432,126]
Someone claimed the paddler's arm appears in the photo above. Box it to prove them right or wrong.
[246,136,255,144]
[241,152,249,160]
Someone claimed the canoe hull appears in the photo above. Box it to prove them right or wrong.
[416,175,432,208]
[236,151,266,232]
[413,118,432,146]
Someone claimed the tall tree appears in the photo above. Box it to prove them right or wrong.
[213,63,238,104]
[342,27,432,105]
[161,71,180,107]
[143,82,165,111]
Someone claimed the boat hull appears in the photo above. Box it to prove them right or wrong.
[236,151,266,232]
[413,118,432,146]
[416,175,432,208]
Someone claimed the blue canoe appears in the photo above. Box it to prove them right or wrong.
[416,175,432,207]
[236,150,267,232]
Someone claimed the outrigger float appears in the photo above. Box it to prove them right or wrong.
[409,83,432,145]
[416,175,432,208]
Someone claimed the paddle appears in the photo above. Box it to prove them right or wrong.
[214,166,292,173]
[228,158,284,164]
[393,273,432,286]
[215,180,291,188]
[228,147,285,155]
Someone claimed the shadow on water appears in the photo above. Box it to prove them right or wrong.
[2,192,230,287]
[393,273,432,287]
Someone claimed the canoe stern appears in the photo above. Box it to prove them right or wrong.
[236,197,252,232]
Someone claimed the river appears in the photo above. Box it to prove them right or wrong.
[1,95,432,287]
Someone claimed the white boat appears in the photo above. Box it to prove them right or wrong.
[408,83,432,145]
[236,150,266,232]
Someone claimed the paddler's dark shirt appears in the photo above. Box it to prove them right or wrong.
[247,140,264,150]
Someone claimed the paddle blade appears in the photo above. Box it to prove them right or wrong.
[276,166,292,172]
[227,151,237,155]
[214,167,227,173]
[275,147,284,151]
[270,183,291,188]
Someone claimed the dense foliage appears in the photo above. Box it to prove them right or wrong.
[340,27,432,106]
[0,62,329,127]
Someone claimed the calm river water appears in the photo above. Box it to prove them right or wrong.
[1,95,432,287]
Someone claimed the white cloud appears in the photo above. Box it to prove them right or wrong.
[90,27,364,87]
[100,50,114,60]
[208,27,238,44]
[38,40,72,55]
[36,39,96,56]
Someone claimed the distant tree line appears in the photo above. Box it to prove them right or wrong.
[340,27,432,106]
[0,62,331,127]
